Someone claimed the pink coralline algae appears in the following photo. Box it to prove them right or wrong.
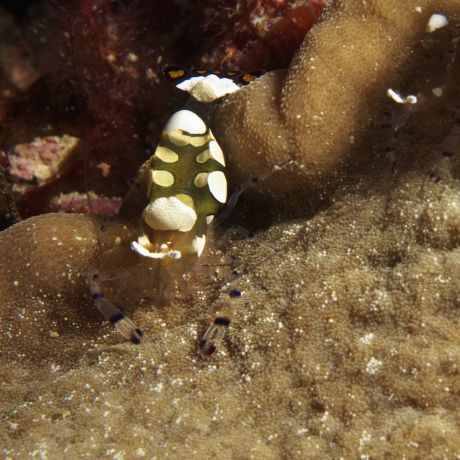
[7,135,79,185]
[50,191,122,216]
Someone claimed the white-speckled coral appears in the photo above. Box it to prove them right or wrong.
[213,0,460,215]
[1,1,460,458]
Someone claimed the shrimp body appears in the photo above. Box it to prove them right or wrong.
[132,106,227,272]
[91,69,243,345]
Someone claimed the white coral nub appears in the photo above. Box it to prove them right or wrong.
[426,13,448,33]
[176,74,240,102]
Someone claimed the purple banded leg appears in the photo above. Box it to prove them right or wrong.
[200,289,241,355]
[88,272,143,344]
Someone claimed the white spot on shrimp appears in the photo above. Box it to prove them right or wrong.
[207,171,227,203]
[194,172,209,188]
[154,146,179,163]
[151,170,174,187]
[209,140,226,166]
[196,149,211,163]
[164,109,206,135]
[143,196,197,231]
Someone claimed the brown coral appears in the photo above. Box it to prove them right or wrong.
[1,1,460,458]
[213,0,460,218]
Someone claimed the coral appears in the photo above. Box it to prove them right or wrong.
[1,0,460,458]
[49,191,122,216]
[7,135,79,184]
[212,0,460,218]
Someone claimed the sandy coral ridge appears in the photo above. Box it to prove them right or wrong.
[1,1,460,459]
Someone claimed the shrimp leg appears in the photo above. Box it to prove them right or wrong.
[88,271,143,344]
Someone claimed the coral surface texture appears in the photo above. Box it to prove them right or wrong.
[1,1,460,459]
